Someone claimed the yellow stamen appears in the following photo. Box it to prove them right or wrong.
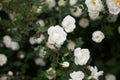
[91,0,96,6]
[115,0,120,7]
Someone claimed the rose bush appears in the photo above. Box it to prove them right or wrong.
[0,0,120,80]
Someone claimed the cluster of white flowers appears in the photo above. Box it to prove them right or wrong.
[69,71,84,80]
[92,30,105,43]
[29,34,45,45]
[3,35,20,51]
[85,0,120,18]
[48,15,76,48]
[0,54,7,66]
[74,47,90,65]
[88,66,104,80]
[85,0,103,20]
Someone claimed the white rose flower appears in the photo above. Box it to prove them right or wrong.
[89,12,99,20]
[45,0,56,9]
[8,71,13,76]
[88,66,104,80]
[46,67,56,80]
[69,0,78,6]
[74,48,90,65]
[48,25,67,46]
[85,0,103,13]
[58,0,66,6]
[69,71,84,80]
[79,18,89,28]
[61,15,76,33]
[61,61,70,68]
[36,19,45,27]
[106,0,120,15]
[0,54,7,66]
[67,41,76,51]
[10,41,20,51]
[105,74,116,80]
[118,26,120,34]
[3,35,12,48]
[29,37,36,45]
[70,6,82,17]
[35,58,46,66]
[92,30,105,43]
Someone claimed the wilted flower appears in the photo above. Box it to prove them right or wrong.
[107,14,118,23]
[79,18,89,28]
[67,41,76,51]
